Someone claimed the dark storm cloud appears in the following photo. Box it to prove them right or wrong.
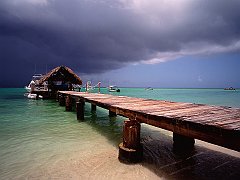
[0,0,240,87]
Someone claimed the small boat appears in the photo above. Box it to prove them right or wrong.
[145,87,153,90]
[25,93,43,99]
[224,87,236,90]
[73,84,82,91]
[108,85,120,92]
[25,74,44,92]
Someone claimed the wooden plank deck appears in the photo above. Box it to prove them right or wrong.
[59,91,240,152]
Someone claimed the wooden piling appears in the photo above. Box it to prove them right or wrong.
[109,110,117,117]
[56,91,59,102]
[91,104,96,112]
[71,98,76,111]
[118,120,142,163]
[76,101,84,120]
[173,133,195,153]
[65,95,72,111]
[36,94,39,100]
[59,94,65,106]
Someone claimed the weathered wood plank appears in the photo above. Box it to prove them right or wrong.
[183,110,240,126]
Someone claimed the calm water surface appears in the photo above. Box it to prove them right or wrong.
[0,88,239,179]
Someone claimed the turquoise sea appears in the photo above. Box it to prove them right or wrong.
[0,88,240,179]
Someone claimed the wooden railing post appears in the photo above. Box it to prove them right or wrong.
[118,119,142,163]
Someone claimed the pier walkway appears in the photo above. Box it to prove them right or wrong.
[58,91,240,158]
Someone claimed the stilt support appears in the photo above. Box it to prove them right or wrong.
[76,101,84,121]
[91,104,96,112]
[118,120,142,163]
[173,133,195,152]
[65,95,72,111]
[59,94,65,106]
[56,91,59,102]
[109,110,117,117]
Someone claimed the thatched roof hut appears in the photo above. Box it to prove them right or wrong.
[31,66,82,99]
[39,66,82,85]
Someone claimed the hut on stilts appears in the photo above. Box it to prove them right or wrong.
[31,66,82,99]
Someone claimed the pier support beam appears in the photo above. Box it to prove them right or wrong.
[56,91,59,102]
[65,95,72,111]
[109,110,117,117]
[91,104,96,112]
[36,94,39,100]
[173,133,195,152]
[59,94,65,106]
[76,101,84,121]
[118,120,142,163]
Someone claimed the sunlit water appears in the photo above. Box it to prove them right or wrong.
[0,88,239,179]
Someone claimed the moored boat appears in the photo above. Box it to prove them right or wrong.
[27,93,43,99]
[108,85,120,92]
[145,87,153,90]
[224,87,236,90]
[24,93,43,99]
[25,74,44,92]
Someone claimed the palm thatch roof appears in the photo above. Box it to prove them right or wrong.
[39,66,82,85]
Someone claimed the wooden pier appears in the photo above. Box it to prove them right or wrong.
[58,91,240,162]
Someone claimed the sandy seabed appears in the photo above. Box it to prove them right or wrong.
[21,125,240,180]
[27,149,160,180]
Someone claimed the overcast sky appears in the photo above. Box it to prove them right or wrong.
[1,0,240,88]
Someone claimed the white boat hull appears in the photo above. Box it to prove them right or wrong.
[25,86,31,92]
[108,86,120,92]
[27,93,43,99]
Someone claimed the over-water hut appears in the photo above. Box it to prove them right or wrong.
[32,66,82,99]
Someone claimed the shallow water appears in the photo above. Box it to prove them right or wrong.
[0,88,239,179]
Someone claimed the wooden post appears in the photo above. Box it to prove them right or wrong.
[173,133,195,152]
[36,94,39,100]
[98,82,101,93]
[76,101,84,121]
[118,119,142,163]
[71,98,76,111]
[65,95,72,111]
[109,110,117,117]
[30,82,35,93]
[91,104,96,112]
[56,91,59,102]
[59,94,65,106]
[123,120,141,149]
